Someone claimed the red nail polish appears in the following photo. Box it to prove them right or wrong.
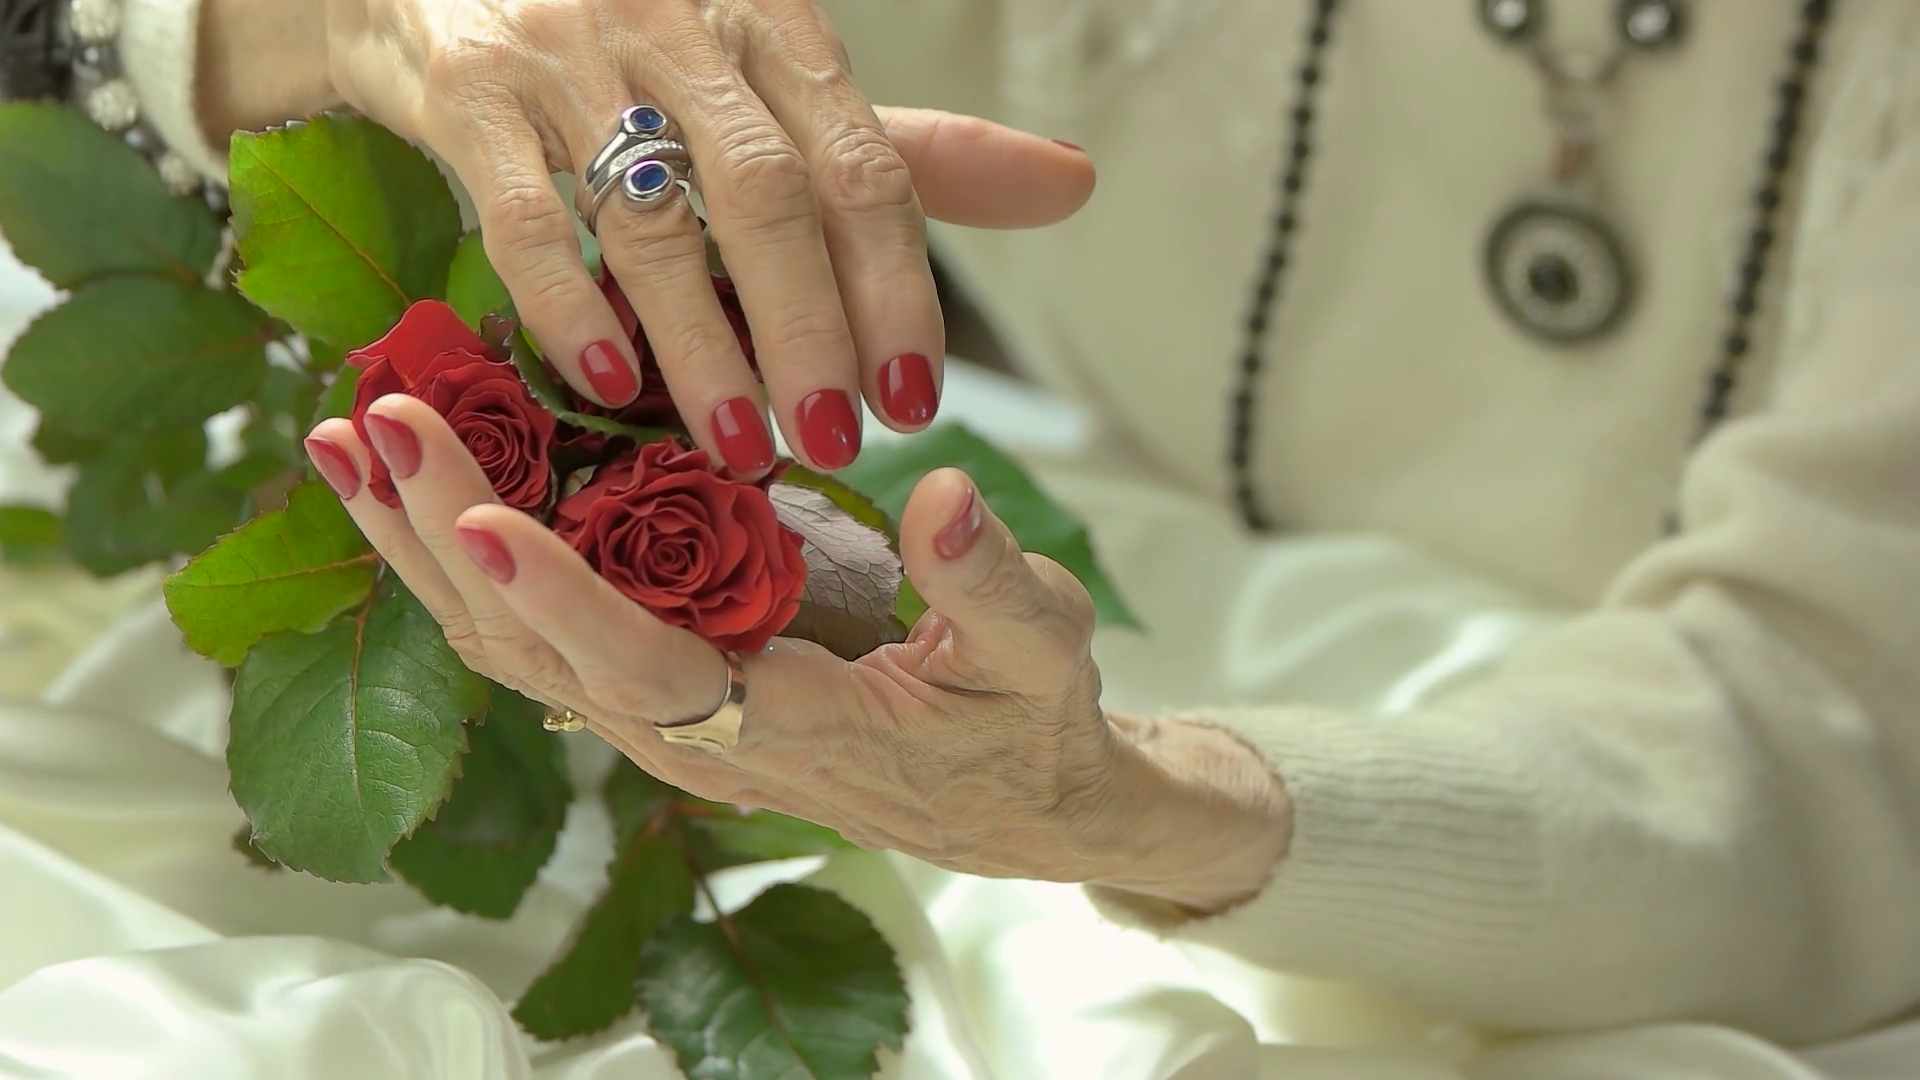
[795,390,861,471]
[580,340,639,407]
[456,525,516,585]
[710,396,775,475]
[934,486,984,561]
[1051,139,1085,153]
[363,413,422,479]
[304,437,361,500]
[879,353,938,427]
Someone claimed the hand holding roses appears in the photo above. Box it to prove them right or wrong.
[306,394,1290,909]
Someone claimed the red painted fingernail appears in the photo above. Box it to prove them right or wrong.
[879,353,938,428]
[456,525,516,585]
[580,340,639,407]
[711,396,775,475]
[934,486,984,561]
[304,437,361,500]
[795,389,861,471]
[363,413,422,479]
[1051,139,1085,153]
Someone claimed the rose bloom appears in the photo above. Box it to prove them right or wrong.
[554,439,806,655]
[349,300,557,513]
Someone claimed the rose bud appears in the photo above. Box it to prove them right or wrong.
[348,300,557,513]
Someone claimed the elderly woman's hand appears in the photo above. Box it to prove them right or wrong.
[304,390,1291,910]
[201,0,1092,476]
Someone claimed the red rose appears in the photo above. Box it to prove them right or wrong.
[348,300,557,513]
[553,439,806,654]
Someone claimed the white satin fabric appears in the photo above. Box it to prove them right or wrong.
[3,251,1916,1079]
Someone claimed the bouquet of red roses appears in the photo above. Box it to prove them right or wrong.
[0,105,1134,1077]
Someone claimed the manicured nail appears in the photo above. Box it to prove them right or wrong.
[1051,139,1085,153]
[879,353,938,428]
[710,396,775,475]
[934,486,984,561]
[580,340,639,407]
[456,525,516,585]
[363,413,422,479]
[304,437,361,500]
[795,389,861,471]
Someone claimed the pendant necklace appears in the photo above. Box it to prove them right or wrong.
[1479,0,1683,345]
[1227,0,1834,531]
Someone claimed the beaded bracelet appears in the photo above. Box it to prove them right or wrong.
[2,0,224,211]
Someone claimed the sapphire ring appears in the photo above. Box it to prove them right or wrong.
[578,105,694,234]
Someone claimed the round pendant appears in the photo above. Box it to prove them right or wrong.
[1482,200,1635,346]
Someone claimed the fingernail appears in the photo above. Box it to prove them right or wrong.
[795,389,861,471]
[711,396,775,475]
[363,413,422,479]
[581,340,639,407]
[1051,139,1085,153]
[456,525,516,585]
[934,486,984,561]
[879,353,938,428]
[304,437,361,500]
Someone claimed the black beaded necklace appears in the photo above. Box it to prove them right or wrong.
[1227,0,1835,532]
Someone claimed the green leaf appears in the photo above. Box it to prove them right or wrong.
[513,808,695,1038]
[306,338,349,376]
[637,883,909,1080]
[314,365,362,424]
[2,278,272,436]
[506,328,674,443]
[767,483,907,660]
[63,430,248,576]
[227,577,489,882]
[0,504,63,565]
[779,465,898,538]
[0,103,221,287]
[446,231,511,330]
[843,425,1140,628]
[686,808,857,872]
[163,482,378,665]
[389,688,572,919]
[28,422,102,465]
[230,114,463,348]
[232,826,284,872]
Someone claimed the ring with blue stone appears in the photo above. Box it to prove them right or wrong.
[579,120,694,234]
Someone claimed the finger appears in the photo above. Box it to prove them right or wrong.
[449,502,729,723]
[745,18,943,433]
[303,419,477,654]
[897,467,1096,686]
[875,107,1097,229]
[435,96,645,410]
[360,395,574,689]
[628,31,865,472]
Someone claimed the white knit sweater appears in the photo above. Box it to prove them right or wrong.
[121,0,1920,1042]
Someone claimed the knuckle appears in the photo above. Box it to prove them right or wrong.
[484,183,575,253]
[764,300,851,360]
[714,134,817,229]
[815,127,916,217]
[423,42,516,100]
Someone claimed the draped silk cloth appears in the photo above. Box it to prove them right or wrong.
[2,252,1916,1078]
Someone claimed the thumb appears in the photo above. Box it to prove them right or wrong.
[899,468,1096,683]
[875,107,1097,230]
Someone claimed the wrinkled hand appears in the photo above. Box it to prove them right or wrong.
[316,0,1094,476]
[307,393,1153,883]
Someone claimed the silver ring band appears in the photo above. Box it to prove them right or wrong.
[578,105,695,234]
[654,652,747,755]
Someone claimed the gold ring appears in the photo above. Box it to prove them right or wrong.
[542,708,585,733]
[653,653,747,755]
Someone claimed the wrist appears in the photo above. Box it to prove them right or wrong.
[194,0,340,140]
[1082,712,1292,913]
